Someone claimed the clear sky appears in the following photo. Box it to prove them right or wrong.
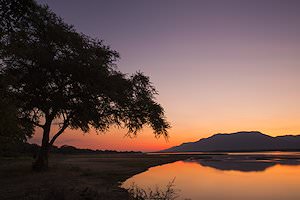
[32,0,300,152]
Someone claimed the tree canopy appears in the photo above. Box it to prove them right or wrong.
[0,75,33,154]
[0,0,170,170]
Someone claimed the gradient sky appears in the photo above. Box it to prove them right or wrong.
[32,0,300,151]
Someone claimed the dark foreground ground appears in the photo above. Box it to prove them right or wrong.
[1,152,300,200]
[0,153,192,200]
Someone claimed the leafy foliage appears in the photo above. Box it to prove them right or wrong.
[0,73,33,154]
[0,0,170,160]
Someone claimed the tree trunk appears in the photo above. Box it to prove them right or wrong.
[32,120,51,171]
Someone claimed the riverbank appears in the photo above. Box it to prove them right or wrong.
[0,153,192,200]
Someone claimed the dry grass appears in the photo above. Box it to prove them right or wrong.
[128,178,179,200]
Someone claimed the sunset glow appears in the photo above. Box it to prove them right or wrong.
[123,160,300,199]
[32,0,300,151]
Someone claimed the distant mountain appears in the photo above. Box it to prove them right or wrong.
[162,131,300,152]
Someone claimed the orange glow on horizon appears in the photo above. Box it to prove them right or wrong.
[29,1,300,152]
[30,121,300,152]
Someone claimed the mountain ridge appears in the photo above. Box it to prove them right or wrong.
[162,131,300,152]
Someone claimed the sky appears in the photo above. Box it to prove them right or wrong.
[32,0,300,152]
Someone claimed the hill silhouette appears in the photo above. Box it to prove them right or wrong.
[163,131,300,152]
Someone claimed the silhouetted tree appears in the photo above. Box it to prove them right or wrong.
[0,0,170,170]
[0,73,33,154]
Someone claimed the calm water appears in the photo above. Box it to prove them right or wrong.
[123,152,300,200]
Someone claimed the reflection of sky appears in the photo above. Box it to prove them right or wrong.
[33,0,300,151]
[123,160,300,200]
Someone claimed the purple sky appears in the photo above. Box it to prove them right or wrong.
[34,0,300,151]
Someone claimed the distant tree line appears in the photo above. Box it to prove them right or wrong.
[0,142,142,157]
[51,145,142,155]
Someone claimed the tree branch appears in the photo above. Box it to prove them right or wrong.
[49,112,71,146]
[49,120,69,146]
[32,121,44,128]
[21,117,44,128]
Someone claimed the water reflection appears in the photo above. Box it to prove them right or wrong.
[123,153,300,200]
[195,159,300,172]
[195,160,275,172]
